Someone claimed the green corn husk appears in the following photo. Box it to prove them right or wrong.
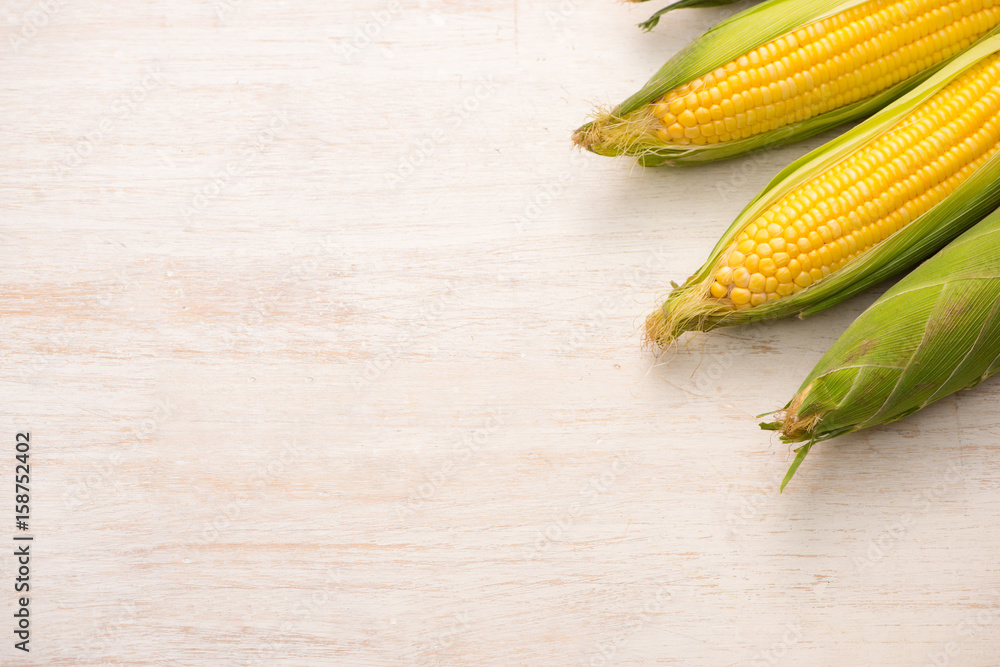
[762,204,1000,491]
[574,0,986,166]
[645,35,1000,347]
[631,0,751,32]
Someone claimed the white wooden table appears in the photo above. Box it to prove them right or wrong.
[2,1,999,665]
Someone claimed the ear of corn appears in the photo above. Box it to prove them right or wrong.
[761,204,1000,490]
[646,35,1000,347]
[631,0,748,33]
[575,0,1000,166]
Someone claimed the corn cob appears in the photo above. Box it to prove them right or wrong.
[646,36,1000,346]
[575,0,1000,165]
[762,204,1000,490]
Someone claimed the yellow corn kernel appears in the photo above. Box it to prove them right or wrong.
[731,288,752,305]
[732,267,751,288]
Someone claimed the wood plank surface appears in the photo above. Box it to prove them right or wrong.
[1,0,999,665]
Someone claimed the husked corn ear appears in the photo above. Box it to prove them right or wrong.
[575,0,1000,165]
[655,0,999,147]
[646,37,1000,345]
[714,55,1000,308]
[762,204,1000,490]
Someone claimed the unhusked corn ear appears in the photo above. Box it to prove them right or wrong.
[575,0,1000,166]
[762,204,1000,490]
[646,37,1000,345]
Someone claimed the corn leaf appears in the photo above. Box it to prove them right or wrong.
[635,0,749,32]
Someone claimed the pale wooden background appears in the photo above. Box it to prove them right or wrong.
[2,0,1000,665]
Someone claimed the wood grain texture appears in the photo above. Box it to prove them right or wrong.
[1,0,1000,665]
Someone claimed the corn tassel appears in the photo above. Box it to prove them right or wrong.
[576,0,1000,165]
[762,203,1000,490]
[646,36,1000,347]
